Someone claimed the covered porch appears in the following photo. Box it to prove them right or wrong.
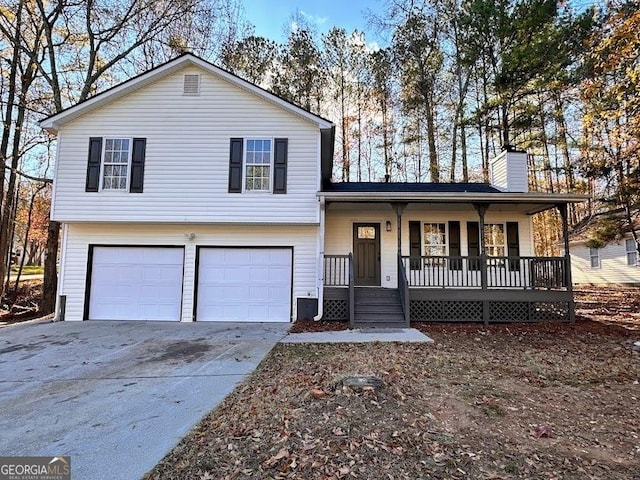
[317,185,586,327]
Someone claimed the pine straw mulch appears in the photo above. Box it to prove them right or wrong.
[145,316,640,480]
[0,279,44,324]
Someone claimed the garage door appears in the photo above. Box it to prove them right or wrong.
[88,247,184,321]
[197,248,292,322]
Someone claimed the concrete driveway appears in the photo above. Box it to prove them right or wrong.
[0,320,289,479]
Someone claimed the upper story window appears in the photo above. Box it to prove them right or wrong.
[484,223,505,257]
[244,139,272,192]
[626,238,637,266]
[423,223,446,256]
[101,138,131,190]
[589,247,600,268]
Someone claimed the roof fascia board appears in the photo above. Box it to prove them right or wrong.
[317,191,589,204]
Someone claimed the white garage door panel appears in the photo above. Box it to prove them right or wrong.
[197,248,292,322]
[89,247,184,321]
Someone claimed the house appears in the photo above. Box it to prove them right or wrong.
[41,54,587,326]
[569,209,640,285]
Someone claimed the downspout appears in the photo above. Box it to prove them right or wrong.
[314,196,326,320]
[51,223,68,322]
[51,136,65,322]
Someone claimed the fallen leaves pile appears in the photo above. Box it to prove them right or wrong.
[575,285,640,330]
[146,319,639,479]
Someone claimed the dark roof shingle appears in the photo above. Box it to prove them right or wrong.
[322,182,501,194]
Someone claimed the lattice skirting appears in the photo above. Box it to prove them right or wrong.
[490,301,529,322]
[323,299,348,321]
[410,300,570,322]
[411,300,482,322]
[531,301,570,322]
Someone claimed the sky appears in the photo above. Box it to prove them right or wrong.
[241,0,387,45]
[241,0,597,46]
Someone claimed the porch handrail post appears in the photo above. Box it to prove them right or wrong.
[398,255,410,326]
[558,204,575,322]
[348,253,355,329]
[474,203,490,324]
[392,202,408,284]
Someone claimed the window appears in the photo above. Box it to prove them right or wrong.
[423,223,446,256]
[244,139,272,191]
[589,247,600,268]
[101,138,131,190]
[484,224,505,257]
[626,239,637,266]
[357,226,376,239]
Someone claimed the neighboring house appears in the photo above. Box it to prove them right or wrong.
[41,54,587,326]
[569,210,640,284]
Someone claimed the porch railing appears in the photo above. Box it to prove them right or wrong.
[324,254,355,327]
[401,255,567,290]
[348,253,354,329]
[323,254,350,286]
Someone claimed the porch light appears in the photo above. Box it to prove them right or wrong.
[386,221,392,232]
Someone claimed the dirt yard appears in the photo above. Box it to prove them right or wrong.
[146,310,640,479]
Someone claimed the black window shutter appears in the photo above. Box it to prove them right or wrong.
[85,137,102,192]
[506,222,520,271]
[228,138,243,193]
[409,221,421,270]
[273,138,288,194]
[467,222,480,271]
[129,138,146,193]
[448,221,462,270]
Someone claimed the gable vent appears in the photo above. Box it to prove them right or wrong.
[183,74,200,95]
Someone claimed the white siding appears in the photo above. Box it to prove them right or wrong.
[325,204,398,288]
[571,238,640,284]
[489,151,528,193]
[325,204,534,288]
[52,66,321,224]
[60,223,318,321]
[489,153,508,191]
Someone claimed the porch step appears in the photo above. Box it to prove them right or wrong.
[353,287,406,328]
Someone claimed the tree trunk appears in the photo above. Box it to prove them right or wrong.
[41,220,60,314]
[461,123,469,182]
[4,185,21,294]
[340,72,349,181]
[450,119,457,183]
[13,187,39,292]
[500,102,510,148]
[0,0,23,297]
[357,86,362,182]
[537,98,555,193]
[425,94,439,182]
[382,96,390,178]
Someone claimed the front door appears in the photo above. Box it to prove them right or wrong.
[353,223,381,286]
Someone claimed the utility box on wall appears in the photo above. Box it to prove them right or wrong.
[296,298,318,321]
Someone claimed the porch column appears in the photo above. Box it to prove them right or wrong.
[558,203,575,322]
[473,203,490,324]
[392,202,408,279]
